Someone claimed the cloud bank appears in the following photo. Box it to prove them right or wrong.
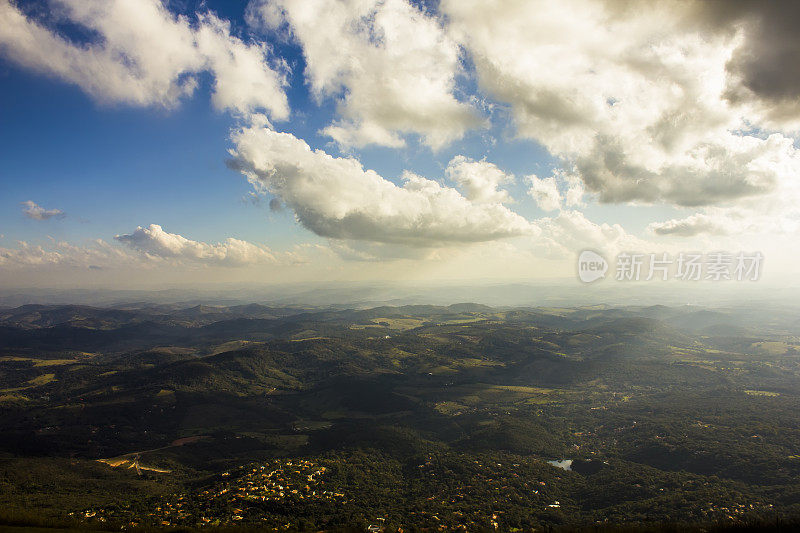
[0,225,302,270]
[114,224,281,266]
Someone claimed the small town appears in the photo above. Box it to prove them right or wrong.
[75,458,345,528]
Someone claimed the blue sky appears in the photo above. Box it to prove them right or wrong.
[0,0,797,287]
[0,10,562,246]
[0,25,674,246]
[0,17,555,245]
[0,6,321,249]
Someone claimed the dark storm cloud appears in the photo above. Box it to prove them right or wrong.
[691,0,800,118]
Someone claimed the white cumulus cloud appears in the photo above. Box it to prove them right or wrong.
[445,156,513,204]
[21,200,65,220]
[229,126,535,247]
[0,239,134,269]
[114,224,280,266]
[527,176,562,212]
[533,210,651,260]
[250,0,479,149]
[0,0,288,117]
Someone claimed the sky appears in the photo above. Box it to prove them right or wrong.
[0,0,799,290]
